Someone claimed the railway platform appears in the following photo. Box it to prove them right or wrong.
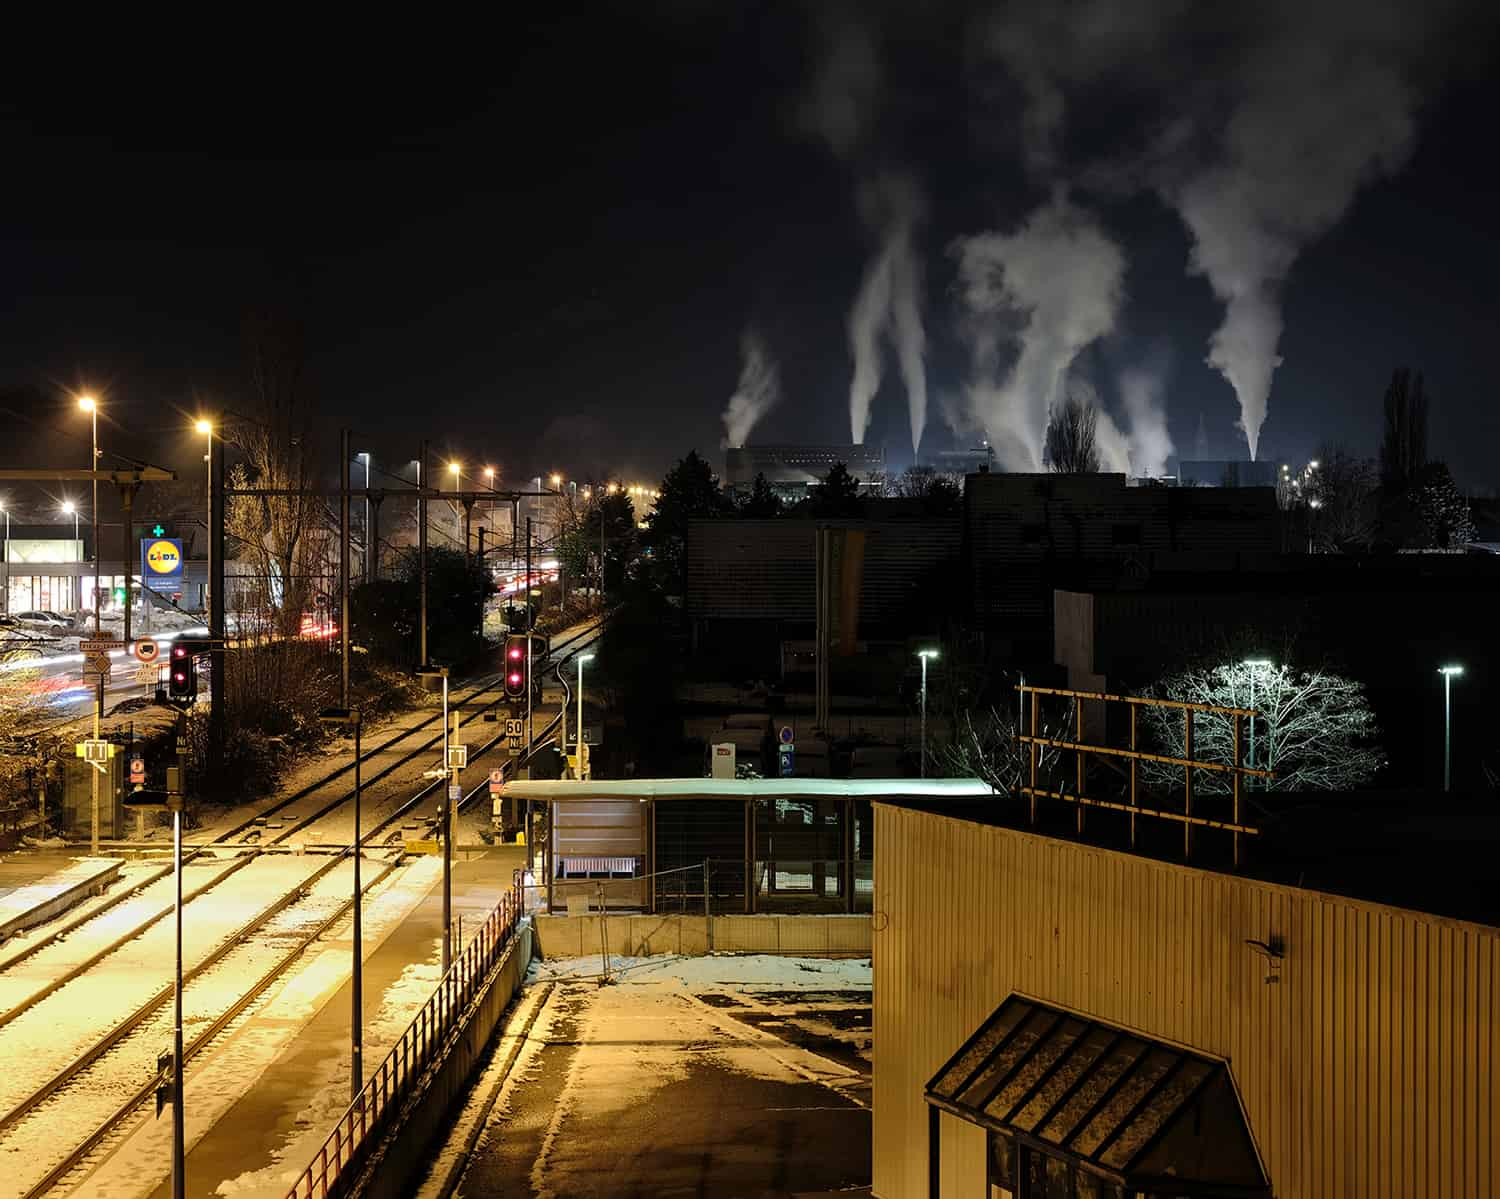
[0,854,121,943]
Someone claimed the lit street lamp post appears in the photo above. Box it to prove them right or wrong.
[319,707,364,1100]
[1,502,8,615]
[917,648,939,778]
[1439,665,1463,792]
[196,420,212,621]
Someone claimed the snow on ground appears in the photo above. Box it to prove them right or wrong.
[68,856,445,1199]
[188,698,445,845]
[0,852,331,1116]
[533,953,872,992]
[0,856,124,931]
[201,863,503,1199]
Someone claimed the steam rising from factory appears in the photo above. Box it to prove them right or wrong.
[744,2,1470,473]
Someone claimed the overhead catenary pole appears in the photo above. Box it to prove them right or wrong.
[351,714,363,1100]
[525,518,533,755]
[120,482,138,649]
[418,442,428,667]
[85,400,102,855]
[442,673,452,973]
[340,429,351,708]
[209,434,226,784]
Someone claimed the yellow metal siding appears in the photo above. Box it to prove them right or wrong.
[872,805,1500,1199]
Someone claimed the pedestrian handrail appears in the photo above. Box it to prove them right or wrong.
[282,875,525,1199]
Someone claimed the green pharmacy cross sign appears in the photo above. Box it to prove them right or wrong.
[152,524,165,537]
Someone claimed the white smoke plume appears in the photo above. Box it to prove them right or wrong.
[979,0,1467,462]
[953,191,1125,470]
[798,15,880,157]
[848,173,927,451]
[1118,363,1175,477]
[1169,36,1419,459]
[721,330,781,449]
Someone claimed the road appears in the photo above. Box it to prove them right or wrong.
[4,628,200,720]
[447,956,873,1199]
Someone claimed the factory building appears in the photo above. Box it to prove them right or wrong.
[724,443,887,502]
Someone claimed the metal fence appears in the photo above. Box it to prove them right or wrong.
[282,874,525,1199]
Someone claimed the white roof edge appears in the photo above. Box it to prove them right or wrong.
[499,777,997,800]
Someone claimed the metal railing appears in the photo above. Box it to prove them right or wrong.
[1015,683,1272,863]
[283,875,525,1199]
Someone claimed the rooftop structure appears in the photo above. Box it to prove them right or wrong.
[724,443,886,499]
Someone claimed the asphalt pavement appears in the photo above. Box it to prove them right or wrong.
[454,969,872,1199]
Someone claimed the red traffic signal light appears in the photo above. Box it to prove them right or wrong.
[168,642,197,706]
[504,636,529,699]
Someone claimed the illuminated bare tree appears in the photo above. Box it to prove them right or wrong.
[936,704,1066,797]
[1142,659,1384,792]
[224,313,325,637]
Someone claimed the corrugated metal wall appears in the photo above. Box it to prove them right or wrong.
[872,805,1499,1198]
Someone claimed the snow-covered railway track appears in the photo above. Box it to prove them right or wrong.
[0,617,607,1197]
[0,668,512,983]
[8,855,405,1199]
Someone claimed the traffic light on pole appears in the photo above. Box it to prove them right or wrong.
[504,635,527,699]
[168,643,197,707]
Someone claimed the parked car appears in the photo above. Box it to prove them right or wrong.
[13,611,71,630]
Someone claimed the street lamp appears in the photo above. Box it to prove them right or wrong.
[550,473,562,489]
[319,706,364,1100]
[1439,665,1464,793]
[576,653,595,779]
[196,421,213,617]
[1307,497,1322,553]
[78,395,100,633]
[917,648,939,778]
[1244,659,1273,786]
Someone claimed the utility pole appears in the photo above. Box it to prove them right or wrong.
[442,673,452,972]
[418,442,428,667]
[340,430,351,707]
[525,518,533,754]
[209,435,226,784]
[120,482,139,649]
[171,710,187,1199]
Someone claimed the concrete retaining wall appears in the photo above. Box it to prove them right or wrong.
[353,921,534,1199]
[533,913,870,959]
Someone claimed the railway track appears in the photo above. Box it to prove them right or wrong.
[0,617,607,1198]
[0,668,513,980]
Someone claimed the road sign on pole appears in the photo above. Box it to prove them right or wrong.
[129,757,146,784]
[134,637,160,663]
[446,744,469,770]
[83,651,112,678]
[488,768,504,795]
[137,663,162,685]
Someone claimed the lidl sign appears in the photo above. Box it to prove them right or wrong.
[141,538,184,593]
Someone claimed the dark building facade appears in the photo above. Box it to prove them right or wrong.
[965,472,1279,661]
[723,443,886,501]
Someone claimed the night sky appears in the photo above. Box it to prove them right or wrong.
[1,5,1497,508]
